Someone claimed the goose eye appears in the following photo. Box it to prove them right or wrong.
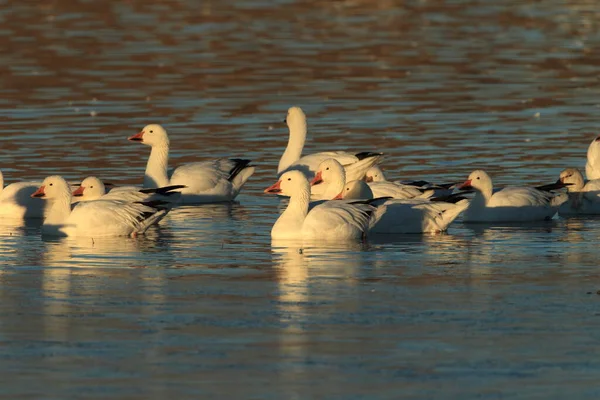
[150,130,153,133]
[49,183,53,186]
[287,178,291,181]
[90,186,94,189]
[346,188,350,191]
[326,167,330,171]
[476,177,480,180]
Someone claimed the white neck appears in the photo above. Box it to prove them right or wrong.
[0,170,3,192]
[278,120,307,174]
[323,171,346,200]
[272,187,310,237]
[44,193,73,227]
[143,144,170,188]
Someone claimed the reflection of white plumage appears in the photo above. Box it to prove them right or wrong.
[72,176,183,204]
[0,170,46,219]
[558,167,600,215]
[586,135,600,180]
[32,175,169,237]
[264,170,376,240]
[458,170,565,222]
[277,107,383,197]
[340,180,468,234]
[128,124,254,204]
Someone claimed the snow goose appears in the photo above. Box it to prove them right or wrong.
[72,176,184,204]
[556,167,600,215]
[365,166,455,198]
[338,180,468,234]
[128,124,255,204]
[458,169,566,222]
[313,159,432,200]
[0,170,46,219]
[278,106,383,183]
[31,175,169,237]
[586,135,600,180]
[264,170,377,240]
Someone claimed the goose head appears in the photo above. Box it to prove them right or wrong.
[31,176,71,199]
[72,176,106,200]
[365,166,385,183]
[264,170,310,197]
[128,124,170,147]
[284,106,306,131]
[311,158,345,187]
[335,180,374,200]
[558,168,585,192]
[458,170,493,196]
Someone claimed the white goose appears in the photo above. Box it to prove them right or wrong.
[557,167,600,215]
[312,159,432,200]
[458,170,566,222]
[128,124,255,204]
[72,176,184,204]
[31,176,169,237]
[365,166,455,198]
[0,170,46,219]
[586,135,600,180]
[338,180,469,234]
[278,107,384,184]
[264,170,377,240]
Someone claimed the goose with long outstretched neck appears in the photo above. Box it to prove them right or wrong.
[72,176,184,204]
[337,180,469,234]
[31,176,169,237]
[586,135,600,180]
[128,124,255,204]
[312,159,432,200]
[0,170,47,219]
[457,169,567,222]
[264,170,379,240]
[556,167,600,215]
[278,107,384,185]
[365,166,455,198]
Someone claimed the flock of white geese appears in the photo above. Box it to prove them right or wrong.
[2,106,600,240]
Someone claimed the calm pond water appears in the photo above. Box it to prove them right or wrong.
[2,0,600,398]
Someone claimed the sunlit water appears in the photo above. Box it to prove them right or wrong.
[2,0,600,398]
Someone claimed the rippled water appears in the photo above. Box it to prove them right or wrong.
[2,0,600,398]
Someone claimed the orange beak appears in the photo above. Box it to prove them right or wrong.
[264,180,282,194]
[333,191,343,200]
[310,171,323,186]
[457,179,472,190]
[365,176,373,183]
[128,131,144,142]
[31,185,46,198]
[72,186,85,197]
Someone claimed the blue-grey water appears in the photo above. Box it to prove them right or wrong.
[2,0,600,398]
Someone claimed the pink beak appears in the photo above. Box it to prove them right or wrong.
[72,186,85,197]
[128,131,144,142]
[31,185,46,198]
[310,171,323,186]
[264,180,282,194]
[457,179,472,190]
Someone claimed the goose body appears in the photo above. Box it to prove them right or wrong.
[278,107,383,187]
[340,180,468,234]
[73,176,184,204]
[586,136,600,180]
[557,167,600,215]
[458,170,565,223]
[32,176,169,237]
[0,170,46,219]
[128,124,254,204]
[264,170,375,240]
[365,166,455,198]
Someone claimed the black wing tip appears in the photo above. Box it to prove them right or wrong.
[228,158,253,182]
[354,151,384,160]
[139,184,186,195]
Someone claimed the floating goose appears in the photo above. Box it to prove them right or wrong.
[72,176,184,204]
[128,124,254,204]
[557,167,600,215]
[31,175,169,237]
